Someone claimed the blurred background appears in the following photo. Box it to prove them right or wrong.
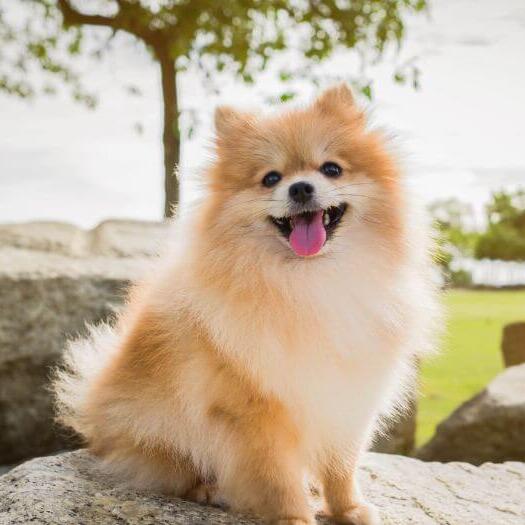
[1,0,524,467]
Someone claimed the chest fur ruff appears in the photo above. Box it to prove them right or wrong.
[190,270,418,450]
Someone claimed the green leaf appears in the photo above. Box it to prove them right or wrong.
[279,91,296,102]
[361,84,373,100]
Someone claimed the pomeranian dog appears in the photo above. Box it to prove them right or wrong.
[54,84,438,524]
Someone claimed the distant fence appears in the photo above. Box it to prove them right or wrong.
[452,257,525,287]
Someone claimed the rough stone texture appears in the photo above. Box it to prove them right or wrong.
[0,220,413,465]
[502,322,525,368]
[0,221,166,464]
[1,450,524,525]
[416,363,525,464]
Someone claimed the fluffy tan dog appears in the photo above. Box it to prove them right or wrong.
[54,85,439,524]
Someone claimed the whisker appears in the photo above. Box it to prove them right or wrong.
[326,182,377,192]
[329,192,387,202]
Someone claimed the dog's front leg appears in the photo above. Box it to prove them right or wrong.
[212,400,314,524]
[321,456,380,525]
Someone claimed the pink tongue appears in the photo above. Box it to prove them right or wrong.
[289,210,326,257]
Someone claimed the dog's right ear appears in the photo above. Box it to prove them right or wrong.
[314,83,355,114]
[214,106,250,143]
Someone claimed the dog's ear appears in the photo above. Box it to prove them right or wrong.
[214,106,251,142]
[314,83,355,114]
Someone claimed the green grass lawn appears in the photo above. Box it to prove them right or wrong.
[417,289,525,446]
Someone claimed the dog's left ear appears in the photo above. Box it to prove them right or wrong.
[314,83,355,114]
[214,106,252,143]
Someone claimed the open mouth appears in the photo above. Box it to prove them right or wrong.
[270,202,348,257]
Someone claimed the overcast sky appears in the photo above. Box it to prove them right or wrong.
[1,0,524,227]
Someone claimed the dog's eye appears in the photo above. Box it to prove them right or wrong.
[262,171,282,188]
[320,162,342,178]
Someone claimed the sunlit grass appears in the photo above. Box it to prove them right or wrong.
[417,289,525,446]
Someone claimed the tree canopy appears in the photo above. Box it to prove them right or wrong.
[429,189,525,268]
[476,189,525,261]
[1,0,428,215]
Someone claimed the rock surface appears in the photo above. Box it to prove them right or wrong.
[417,363,525,464]
[502,322,525,368]
[0,221,166,464]
[0,220,166,258]
[0,220,414,465]
[1,450,525,524]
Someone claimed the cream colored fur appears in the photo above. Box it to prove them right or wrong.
[53,84,440,525]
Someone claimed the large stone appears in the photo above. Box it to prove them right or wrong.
[416,363,525,464]
[502,322,525,368]
[0,220,414,464]
[0,221,166,464]
[0,220,166,258]
[1,450,524,524]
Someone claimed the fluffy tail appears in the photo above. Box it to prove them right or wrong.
[53,323,119,438]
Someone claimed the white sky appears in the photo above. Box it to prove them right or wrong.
[0,0,524,227]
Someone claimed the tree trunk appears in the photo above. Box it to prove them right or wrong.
[158,53,179,218]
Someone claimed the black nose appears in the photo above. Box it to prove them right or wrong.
[289,181,315,204]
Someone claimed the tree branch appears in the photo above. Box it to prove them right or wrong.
[57,0,118,29]
[57,0,160,49]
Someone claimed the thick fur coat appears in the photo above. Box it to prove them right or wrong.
[54,85,439,525]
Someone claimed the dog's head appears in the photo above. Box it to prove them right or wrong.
[199,84,403,263]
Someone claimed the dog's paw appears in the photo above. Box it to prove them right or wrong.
[331,502,380,525]
[183,483,221,506]
[272,518,315,525]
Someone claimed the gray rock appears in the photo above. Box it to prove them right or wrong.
[416,363,525,464]
[0,220,167,258]
[502,322,525,368]
[0,221,166,464]
[1,450,524,524]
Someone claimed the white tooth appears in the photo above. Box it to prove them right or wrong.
[323,212,330,226]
